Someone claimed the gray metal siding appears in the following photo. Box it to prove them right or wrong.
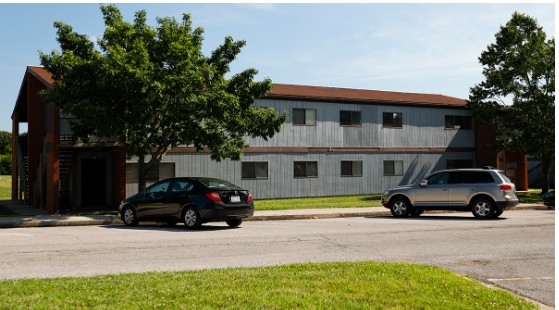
[125,99,475,199]
[126,152,476,199]
[248,99,474,148]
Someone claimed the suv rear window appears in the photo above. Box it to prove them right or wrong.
[449,171,494,184]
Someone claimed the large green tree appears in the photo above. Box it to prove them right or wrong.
[40,5,287,191]
[467,12,555,193]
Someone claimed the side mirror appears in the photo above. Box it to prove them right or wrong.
[419,180,428,187]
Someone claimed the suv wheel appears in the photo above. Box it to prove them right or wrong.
[471,198,495,219]
[389,197,411,217]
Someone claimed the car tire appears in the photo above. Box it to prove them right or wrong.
[410,208,424,217]
[183,207,202,229]
[389,197,411,217]
[226,218,243,228]
[122,206,139,226]
[493,209,504,218]
[471,198,495,219]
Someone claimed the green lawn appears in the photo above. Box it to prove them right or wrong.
[0,261,536,309]
[255,194,382,210]
[0,175,10,200]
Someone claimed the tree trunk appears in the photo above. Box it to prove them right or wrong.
[541,157,551,194]
[138,154,147,193]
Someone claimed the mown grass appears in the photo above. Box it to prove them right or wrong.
[0,175,10,200]
[516,189,548,203]
[255,194,382,210]
[0,261,536,309]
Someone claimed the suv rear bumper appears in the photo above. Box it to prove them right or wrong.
[497,199,519,210]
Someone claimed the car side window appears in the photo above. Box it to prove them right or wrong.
[171,180,195,193]
[147,180,172,194]
[426,172,450,185]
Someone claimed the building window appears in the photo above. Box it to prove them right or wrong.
[242,162,269,179]
[340,111,362,126]
[384,160,403,176]
[294,161,318,178]
[447,160,474,169]
[126,162,175,183]
[445,115,472,130]
[341,161,363,177]
[383,112,403,128]
[293,108,317,125]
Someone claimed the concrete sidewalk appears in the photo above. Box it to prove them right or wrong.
[0,199,549,228]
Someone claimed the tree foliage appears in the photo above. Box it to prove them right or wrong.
[467,12,555,192]
[40,5,287,190]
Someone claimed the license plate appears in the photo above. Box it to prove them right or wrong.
[230,195,241,203]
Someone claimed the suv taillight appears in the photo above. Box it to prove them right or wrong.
[247,192,253,203]
[206,191,223,203]
[500,184,513,191]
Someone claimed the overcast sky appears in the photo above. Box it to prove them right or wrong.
[0,2,555,132]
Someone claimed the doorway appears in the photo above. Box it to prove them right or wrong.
[81,158,107,208]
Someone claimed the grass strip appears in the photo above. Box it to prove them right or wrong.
[255,195,382,210]
[0,261,536,309]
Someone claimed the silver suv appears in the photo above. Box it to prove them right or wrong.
[381,167,519,219]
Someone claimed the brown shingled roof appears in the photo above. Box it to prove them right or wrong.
[22,67,466,108]
[267,83,466,107]
[27,66,54,87]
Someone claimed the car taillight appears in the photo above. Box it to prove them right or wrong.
[206,191,223,203]
[500,184,513,191]
[247,192,253,203]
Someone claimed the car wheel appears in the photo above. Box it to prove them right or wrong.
[410,208,423,217]
[226,218,243,228]
[471,198,495,219]
[493,209,504,218]
[122,206,139,226]
[389,197,411,217]
[183,207,202,229]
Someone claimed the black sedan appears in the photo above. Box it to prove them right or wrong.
[119,177,254,229]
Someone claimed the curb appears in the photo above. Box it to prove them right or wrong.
[0,204,549,229]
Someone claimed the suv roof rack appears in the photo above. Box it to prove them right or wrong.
[482,166,494,170]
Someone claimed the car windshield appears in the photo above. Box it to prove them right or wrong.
[197,178,239,189]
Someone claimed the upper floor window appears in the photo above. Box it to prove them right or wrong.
[340,111,362,126]
[445,115,472,130]
[383,112,403,128]
[242,162,269,180]
[293,108,317,126]
[341,160,363,177]
[294,161,318,178]
[383,160,403,176]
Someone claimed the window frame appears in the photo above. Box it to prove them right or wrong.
[241,161,269,180]
[382,112,403,128]
[341,160,363,177]
[293,108,317,126]
[339,110,362,126]
[294,161,318,178]
[445,115,472,130]
[383,160,404,176]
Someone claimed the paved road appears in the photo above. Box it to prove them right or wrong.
[0,209,554,307]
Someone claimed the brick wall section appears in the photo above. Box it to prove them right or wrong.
[475,124,528,191]
[112,147,126,207]
[26,75,47,207]
[11,111,19,200]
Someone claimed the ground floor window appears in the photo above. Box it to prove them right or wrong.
[294,161,318,178]
[341,160,363,177]
[384,160,403,176]
[242,162,269,179]
[125,162,175,183]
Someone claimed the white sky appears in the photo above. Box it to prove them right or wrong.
[0,2,555,132]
